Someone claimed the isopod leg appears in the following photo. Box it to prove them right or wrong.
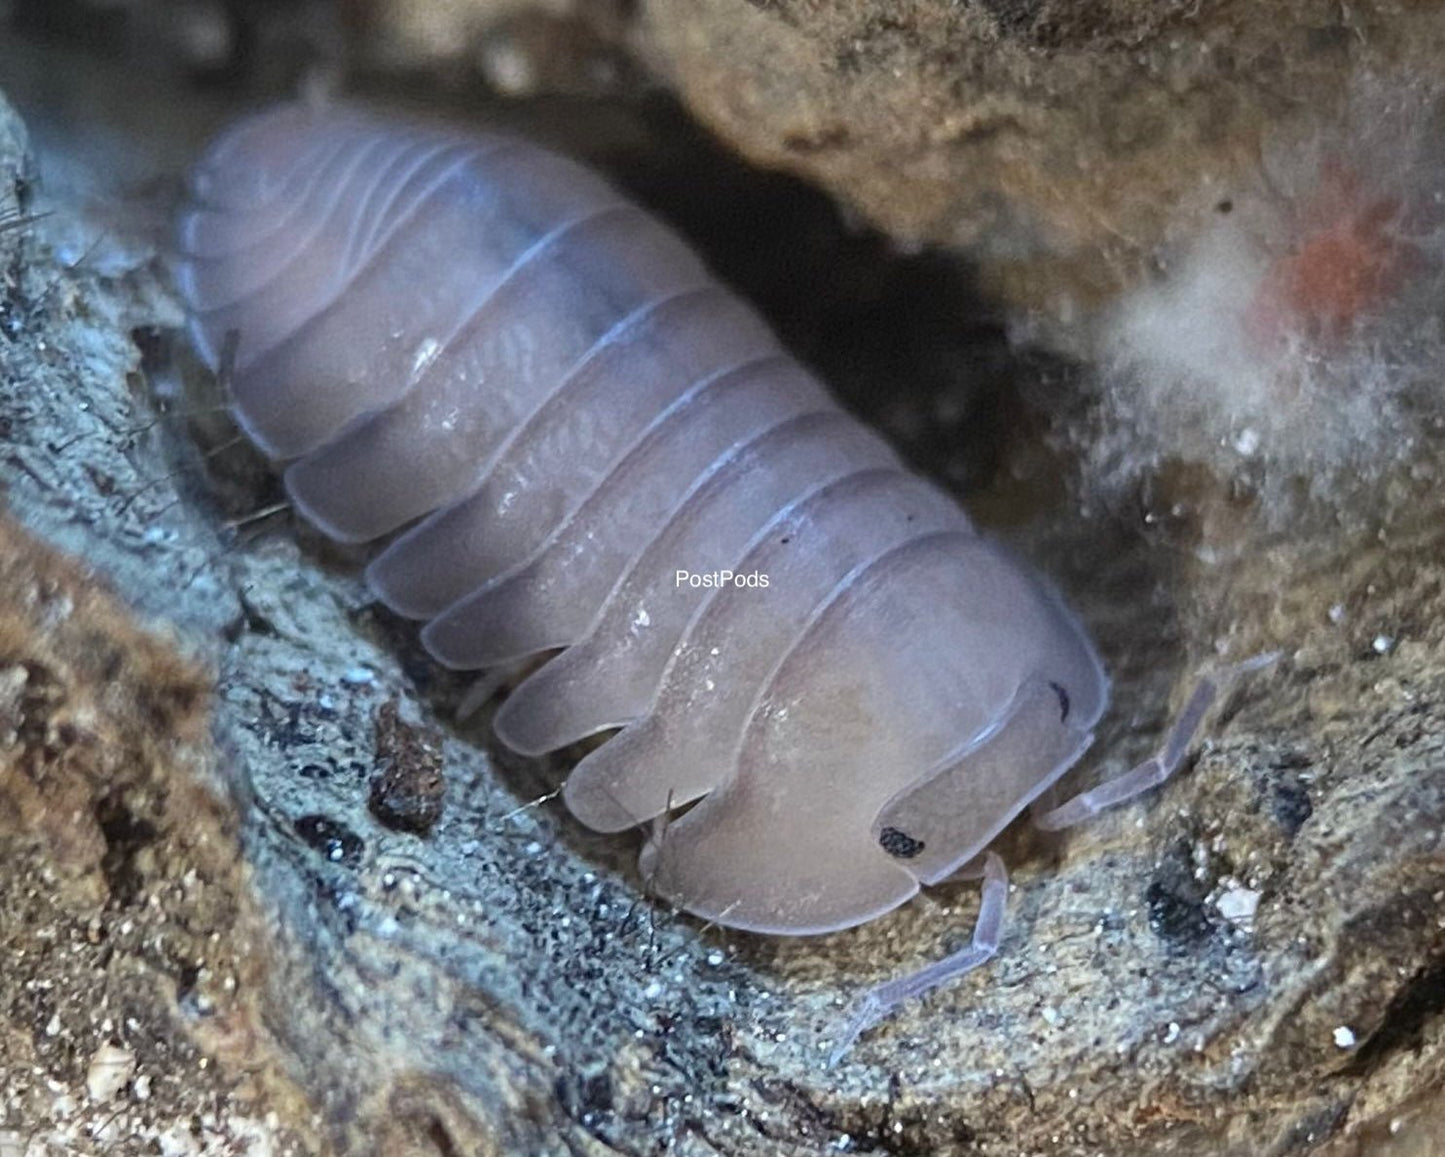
[1032,652,1278,832]
[827,852,1008,1067]
[456,657,538,722]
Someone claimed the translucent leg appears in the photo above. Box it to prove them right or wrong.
[827,853,1008,1067]
[1033,652,1278,832]
[456,657,536,722]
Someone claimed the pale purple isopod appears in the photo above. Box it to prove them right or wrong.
[173,104,1234,1058]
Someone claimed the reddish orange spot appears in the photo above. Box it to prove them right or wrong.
[1247,160,1418,351]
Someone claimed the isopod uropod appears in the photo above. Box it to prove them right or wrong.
[174,103,1244,1058]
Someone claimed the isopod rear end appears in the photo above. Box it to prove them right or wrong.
[627,532,1107,934]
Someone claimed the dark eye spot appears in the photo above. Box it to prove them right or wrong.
[1048,680,1071,722]
[879,826,926,859]
[1216,198,1234,214]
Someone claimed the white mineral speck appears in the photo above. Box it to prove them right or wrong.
[1372,635,1395,654]
[1333,1025,1357,1048]
[342,666,375,686]
[86,1044,135,1102]
[1216,884,1261,924]
[1232,426,1261,456]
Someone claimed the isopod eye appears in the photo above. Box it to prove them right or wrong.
[1048,680,1071,722]
[878,826,926,859]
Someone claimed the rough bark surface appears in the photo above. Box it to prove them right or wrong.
[337,0,1445,313]
[1,11,1444,1156]
[631,0,1445,310]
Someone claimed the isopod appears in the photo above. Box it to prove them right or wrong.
[173,103,1254,1059]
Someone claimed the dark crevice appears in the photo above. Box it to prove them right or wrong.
[424,1118,461,1157]
[1346,953,1445,1074]
[94,789,161,909]
[1146,839,1217,948]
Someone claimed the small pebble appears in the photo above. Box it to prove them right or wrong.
[1216,885,1261,924]
[86,1044,136,1102]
